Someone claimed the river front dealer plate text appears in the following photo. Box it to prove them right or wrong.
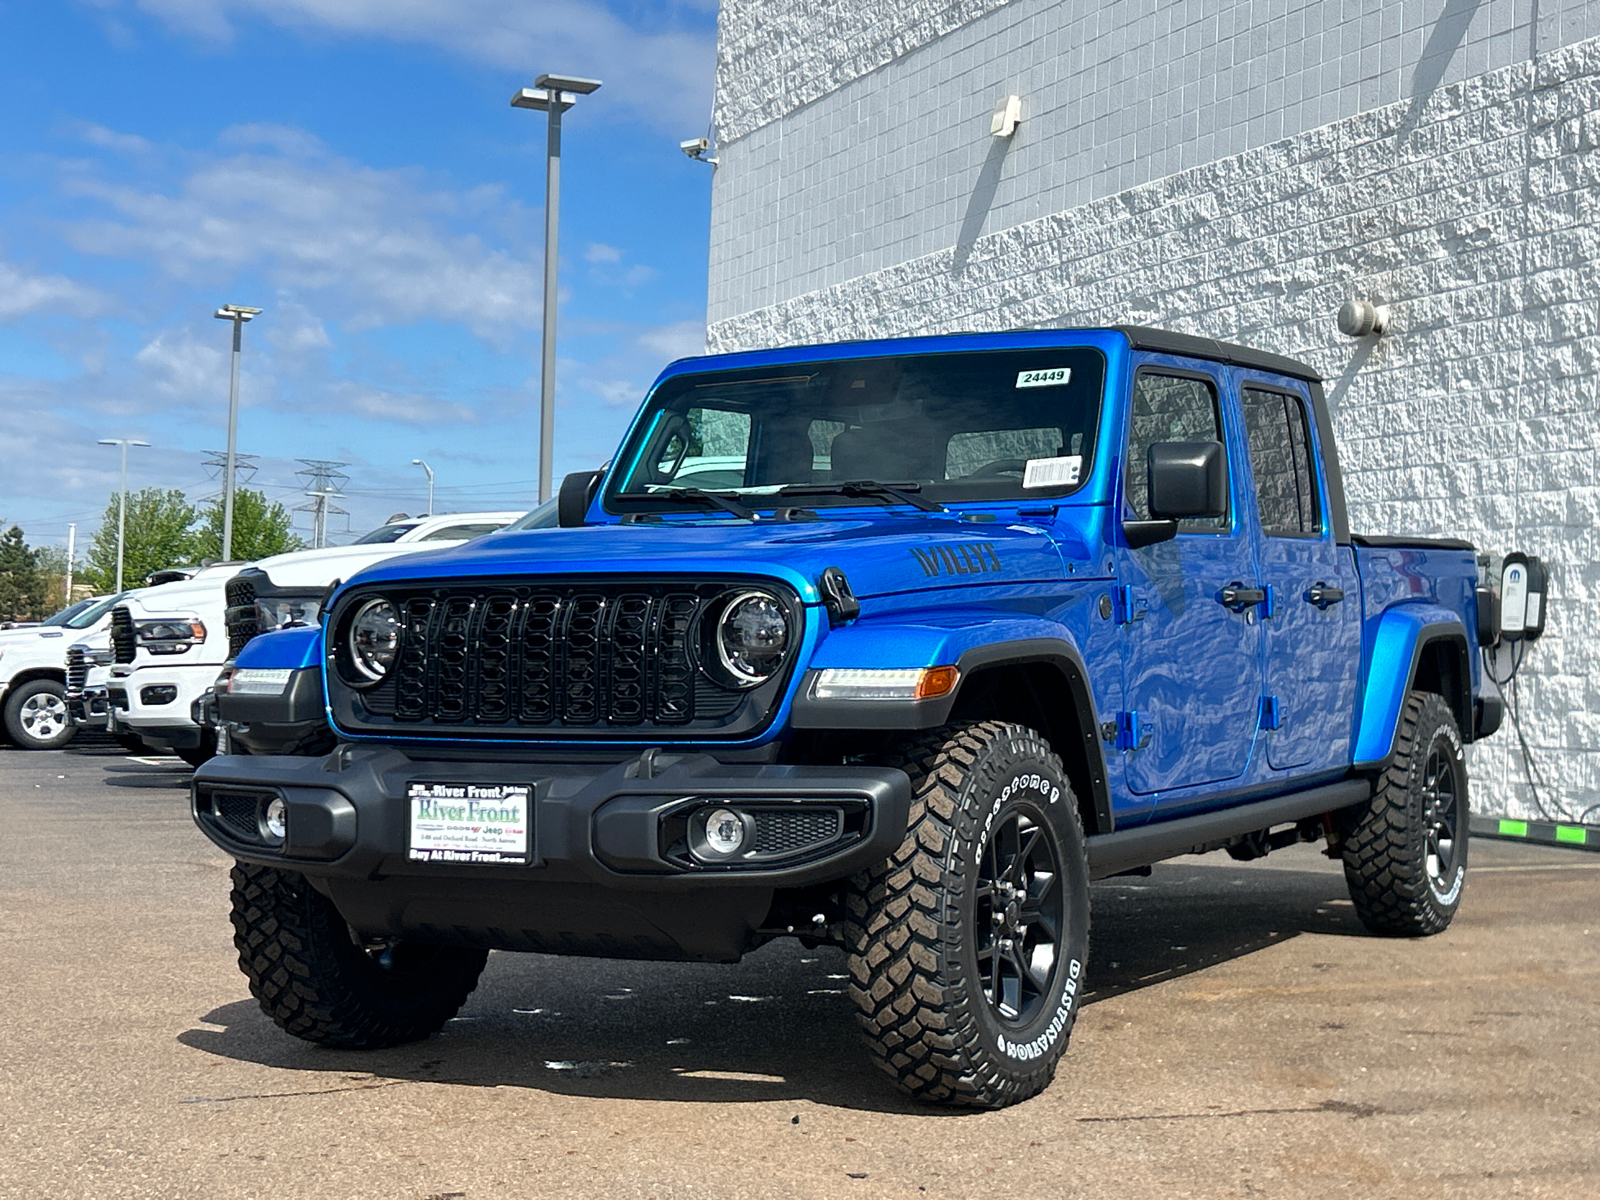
[407,781,531,865]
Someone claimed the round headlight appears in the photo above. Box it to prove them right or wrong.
[348,598,401,682]
[715,591,790,687]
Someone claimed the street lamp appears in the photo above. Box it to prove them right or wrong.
[512,72,602,503]
[97,438,151,592]
[213,303,262,561]
[411,459,435,515]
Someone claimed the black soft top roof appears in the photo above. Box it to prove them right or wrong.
[1115,325,1322,383]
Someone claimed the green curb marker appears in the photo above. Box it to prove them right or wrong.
[1472,815,1598,852]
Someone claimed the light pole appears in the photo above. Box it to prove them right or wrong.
[411,459,435,515]
[98,438,151,592]
[213,303,262,561]
[512,72,602,503]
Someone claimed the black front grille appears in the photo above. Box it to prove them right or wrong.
[225,576,260,657]
[66,647,88,692]
[110,606,136,664]
[336,579,792,737]
[753,808,844,855]
[205,788,273,843]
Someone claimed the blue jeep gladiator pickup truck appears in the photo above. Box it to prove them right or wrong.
[195,326,1504,1108]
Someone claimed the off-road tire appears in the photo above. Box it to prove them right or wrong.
[230,861,489,1048]
[1343,690,1469,936]
[3,678,76,750]
[843,720,1091,1108]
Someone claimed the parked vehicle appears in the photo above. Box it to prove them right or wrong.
[108,512,528,766]
[207,508,544,755]
[0,593,125,749]
[194,328,1518,1108]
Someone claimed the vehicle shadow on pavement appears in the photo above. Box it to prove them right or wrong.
[99,760,193,789]
[176,858,1369,1113]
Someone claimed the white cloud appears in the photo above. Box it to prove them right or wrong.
[0,261,110,321]
[106,0,716,130]
[638,318,704,360]
[585,242,622,263]
[61,128,545,337]
[75,122,154,155]
[343,384,477,426]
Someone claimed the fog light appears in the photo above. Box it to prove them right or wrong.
[140,684,179,706]
[263,798,287,841]
[703,808,746,857]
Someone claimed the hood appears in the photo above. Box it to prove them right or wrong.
[346,512,1100,604]
[120,563,240,618]
[249,542,472,591]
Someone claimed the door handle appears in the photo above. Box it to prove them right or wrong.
[1218,584,1266,612]
[1306,582,1346,609]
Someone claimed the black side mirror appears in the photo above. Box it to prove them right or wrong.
[1123,441,1227,549]
[1149,441,1227,519]
[558,469,605,528]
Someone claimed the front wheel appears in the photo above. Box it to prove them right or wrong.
[843,721,1090,1108]
[3,679,76,750]
[230,862,488,1048]
[1343,690,1469,936]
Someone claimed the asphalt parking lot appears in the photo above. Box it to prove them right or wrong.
[2,740,1597,1199]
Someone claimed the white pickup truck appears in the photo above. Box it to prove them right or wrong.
[0,594,125,750]
[107,511,531,765]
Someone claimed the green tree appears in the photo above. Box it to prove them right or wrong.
[192,489,303,562]
[0,525,48,621]
[82,488,199,593]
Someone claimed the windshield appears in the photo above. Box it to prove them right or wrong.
[499,500,559,532]
[40,598,95,626]
[354,521,420,545]
[606,347,1106,514]
[63,592,128,629]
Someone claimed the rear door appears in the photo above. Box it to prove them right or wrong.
[1238,380,1359,772]
[1117,359,1262,797]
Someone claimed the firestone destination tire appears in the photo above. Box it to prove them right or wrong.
[1343,690,1469,937]
[230,862,488,1048]
[843,720,1091,1109]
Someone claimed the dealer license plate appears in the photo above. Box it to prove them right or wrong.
[407,781,532,866]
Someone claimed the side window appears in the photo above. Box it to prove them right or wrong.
[1126,370,1228,531]
[419,522,504,542]
[1242,387,1321,537]
[633,407,753,491]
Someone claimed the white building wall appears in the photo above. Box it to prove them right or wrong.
[708,2,1600,824]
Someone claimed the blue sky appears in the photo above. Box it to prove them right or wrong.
[0,0,718,550]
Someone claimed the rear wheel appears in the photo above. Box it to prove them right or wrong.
[1343,690,1469,936]
[843,720,1090,1108]
[3,679,76,750]
[230,862,488,1048]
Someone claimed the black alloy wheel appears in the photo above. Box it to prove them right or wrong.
[975,809,1064,1026]
[1421,742,1462,895]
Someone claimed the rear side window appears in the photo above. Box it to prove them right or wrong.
[1126,371,1228,532]
[418,522,506,542]
[1242,387,1321,537]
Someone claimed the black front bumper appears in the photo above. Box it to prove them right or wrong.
[192,747,911,962]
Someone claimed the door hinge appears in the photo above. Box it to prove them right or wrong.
[1261,583,1276,620]
[1115,710,1151,752]
[1113,586,1147,626]
[1259,695,1282,731]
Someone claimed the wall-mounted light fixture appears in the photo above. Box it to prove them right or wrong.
[991,95,1023,138]
[1337,299,1390,337]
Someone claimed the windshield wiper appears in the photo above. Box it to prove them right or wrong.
[626,486,756,521]
[777,480,946,513]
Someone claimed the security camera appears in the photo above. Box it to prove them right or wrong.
[680,137,710,159]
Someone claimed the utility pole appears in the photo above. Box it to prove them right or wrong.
[295,460,350,549]
[65,524,75,603]
[97,438,150,593]
[213,304,262,561]
[512,73,602,503]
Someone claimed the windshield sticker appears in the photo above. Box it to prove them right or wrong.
[1015,368,1072,389]
[1022,456,1082,489]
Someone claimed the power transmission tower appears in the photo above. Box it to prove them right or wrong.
[202,450,259,485]
[295,459,350,549]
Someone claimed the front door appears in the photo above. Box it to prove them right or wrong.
[1118,361,1262,797]
[1239,381,1360,772]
